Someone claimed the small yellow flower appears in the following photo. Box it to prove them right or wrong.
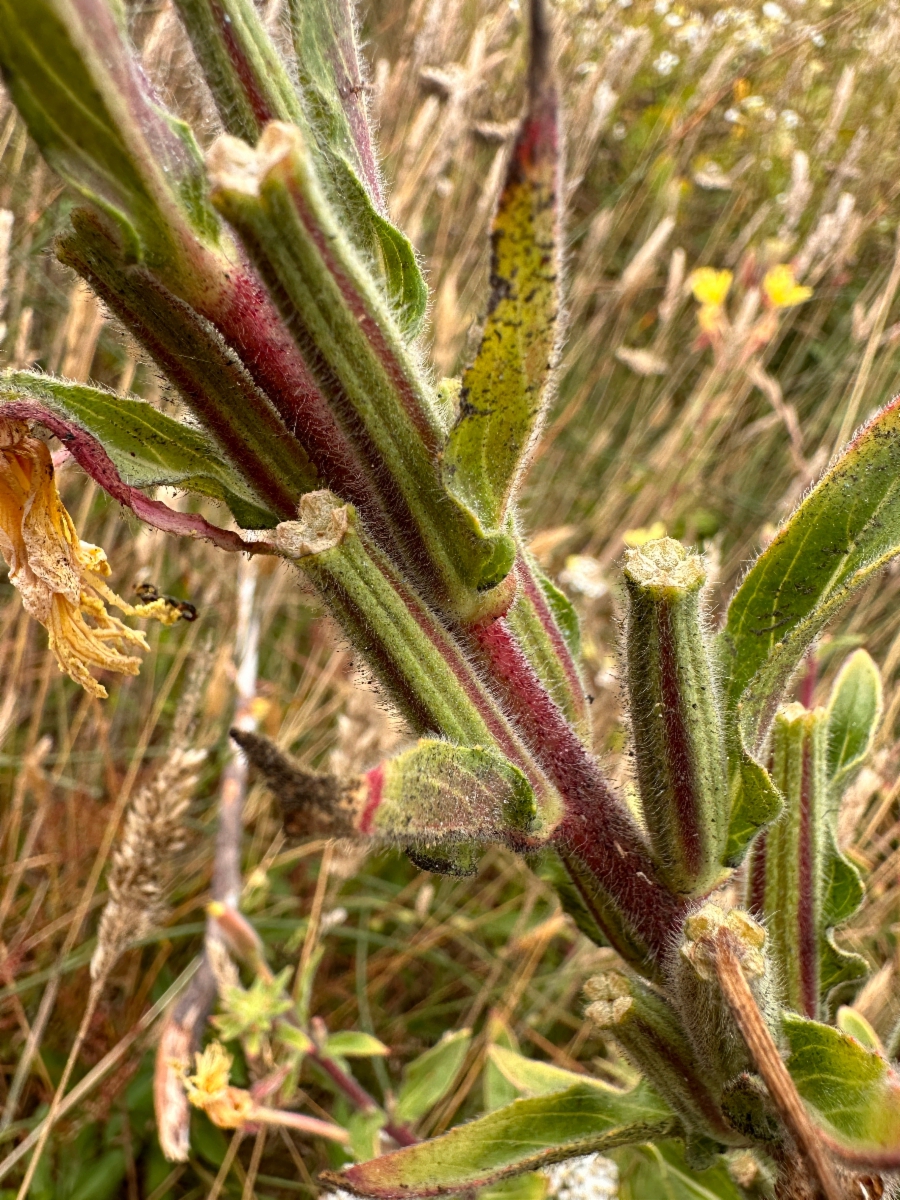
[689,267,733,308]
[0,419,180,698]
[623,521,667,549]
[183,1040,254,1129]
[185,1040,232,1102]
[762,263,812,309]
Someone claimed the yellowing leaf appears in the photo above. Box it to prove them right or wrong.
[441,64,560,545]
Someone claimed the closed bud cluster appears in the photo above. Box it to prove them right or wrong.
[584,970,736,1143]
[623,538,728,896]
[748,703,827,1019]
[670,903,775,1088]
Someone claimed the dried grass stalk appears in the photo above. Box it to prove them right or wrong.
[91,746,206,981]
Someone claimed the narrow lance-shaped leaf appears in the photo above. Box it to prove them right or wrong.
[819,651,878,1005]
[441,0,561,541]
[0,371,278,529]
[330,1081,677,1199]
[623,538,729,897]
[827,647,883,796]
[722,393,900,745]
[395,1029,472,1124]
[232,729,559,859]
[323,1032,389,1059]
[485,1043,605,1099]
[719,394,900,858]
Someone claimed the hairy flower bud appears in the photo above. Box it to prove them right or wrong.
[624,537,729,896]
[585,970,737,1143]
[670,903,775,1088]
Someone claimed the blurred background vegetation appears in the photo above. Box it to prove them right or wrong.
[3,0,900,1194]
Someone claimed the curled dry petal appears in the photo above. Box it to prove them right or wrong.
[183,1041,254,1129]
[0,419,182,697]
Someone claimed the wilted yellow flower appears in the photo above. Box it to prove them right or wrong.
[762,264,812,309]
[0,419,181,698]
[689,267,733,308]
[183,1040,254,1129]
[185,1040,232,1101]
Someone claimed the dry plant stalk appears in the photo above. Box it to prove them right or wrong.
[90,744,206,982]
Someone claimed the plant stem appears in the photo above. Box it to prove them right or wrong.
[713,931,844,1200]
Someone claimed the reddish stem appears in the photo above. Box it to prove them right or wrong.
[468,616,685,961]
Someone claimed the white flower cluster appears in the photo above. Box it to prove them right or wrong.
[545,1154,619,1200]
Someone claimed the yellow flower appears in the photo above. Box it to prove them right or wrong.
[183,1041,254,1129]
[0,419,181,698]
[185,1040,233,1102]
[623,521,667,549]
[762,263,812,309]
[689,267,733,308]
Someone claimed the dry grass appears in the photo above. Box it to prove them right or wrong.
[3,0,900,1195]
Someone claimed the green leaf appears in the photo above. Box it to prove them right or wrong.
[69,1149,128,1200]
[331,158,428,339]
[484,1015,523,1114]
[376,739,551,845]
[479,1175,548,1200]
[536,571,582,660]
[819,820,867,1013]
[287,0,427,337]
[331,1082,677,1198]
[784,1012,900,1153]
[395,1029,472,1124]
[0,0,218,264]
[279,1024,315,1057]
[348,1109,386,1162]
[0,371,278,528]
[836,1006,883,1054]
[324,1032,389,1058]
[487,1044,607,1098]
[441,72,560,541]
[818,929,868,1016]
[826,648,882,794]
[286,0,383,206]
[719,396,900,856]
[723,754,781,867]
[721,397,900,753]
[821,841,865,928]
[614,1141,747,1200]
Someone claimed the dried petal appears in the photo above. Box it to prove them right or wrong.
[0,419,180,697]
